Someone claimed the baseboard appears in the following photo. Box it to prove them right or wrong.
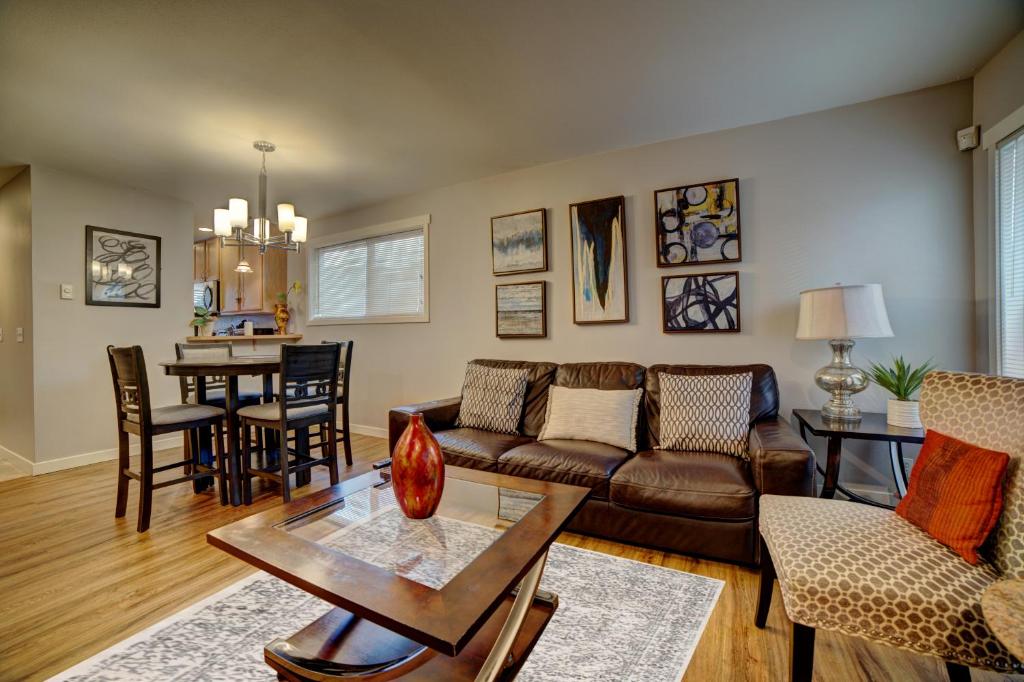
[350,423,388,439]
[0,443,34,476]
[31,435,182,476]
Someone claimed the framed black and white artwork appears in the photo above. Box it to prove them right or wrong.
[661,271,740,333]
[85,225,162,308]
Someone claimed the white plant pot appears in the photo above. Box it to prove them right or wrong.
[887,399,922,429]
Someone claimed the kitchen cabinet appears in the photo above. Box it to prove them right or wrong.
[219,243,288,314]
[192,239,221,282]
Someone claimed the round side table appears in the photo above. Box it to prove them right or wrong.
[981,578,1024,661]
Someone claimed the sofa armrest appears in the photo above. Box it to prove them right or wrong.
[748,417,816,497]
[388,397,462,453]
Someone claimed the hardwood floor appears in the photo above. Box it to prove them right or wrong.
[0,434,1016,681]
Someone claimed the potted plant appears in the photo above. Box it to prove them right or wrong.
[867,356,936,429]
[190,306,214,336]
[274,280,302,335]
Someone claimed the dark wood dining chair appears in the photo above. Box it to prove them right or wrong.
[107,345,228,532]
[174,342,263,407]
[238,343,342,503]
[322,339,354,466]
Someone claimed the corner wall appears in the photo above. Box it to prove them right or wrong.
[29,165,194,468]
[0,168,34,469]
[293,81,974,490]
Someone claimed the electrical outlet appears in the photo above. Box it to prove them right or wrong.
[16,327,23,343]
[60,283,74,300]
[0,327,3,342]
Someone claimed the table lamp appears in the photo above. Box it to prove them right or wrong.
[796,283,893,422]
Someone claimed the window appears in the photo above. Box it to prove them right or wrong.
[997,128,1024,378]
[308,214,429,324]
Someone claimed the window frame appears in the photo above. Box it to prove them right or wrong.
[994,125,1024,377]
[306,214,430,326]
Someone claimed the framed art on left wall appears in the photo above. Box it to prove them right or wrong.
[85,225,162,307]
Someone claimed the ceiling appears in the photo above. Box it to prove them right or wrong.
[1,0,1021,237]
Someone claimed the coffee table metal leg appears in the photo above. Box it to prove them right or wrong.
[475,550,549,682]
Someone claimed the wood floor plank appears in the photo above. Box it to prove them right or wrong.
[0,434,1017,681]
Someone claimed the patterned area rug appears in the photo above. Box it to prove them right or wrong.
[52,540,722,682]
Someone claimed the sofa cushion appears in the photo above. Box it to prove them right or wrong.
[498,439,632,500]
[760,495,1021,675]
[434,428,533,472]
[555,361,646,390]
[610,450,756,520]
[645,364,778,448]
[470,359,558,437]
[455,363,529,435]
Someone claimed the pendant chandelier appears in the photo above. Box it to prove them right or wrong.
[213,140,307,273]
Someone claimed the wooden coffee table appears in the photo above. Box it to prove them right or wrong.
[207,465,589,681]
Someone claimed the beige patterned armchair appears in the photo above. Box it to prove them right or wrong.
[756,371,1024,681]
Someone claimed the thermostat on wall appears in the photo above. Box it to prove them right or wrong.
[60,283,74,300]
[957,125,979,151]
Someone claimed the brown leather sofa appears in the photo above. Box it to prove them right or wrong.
[388,360,816,565]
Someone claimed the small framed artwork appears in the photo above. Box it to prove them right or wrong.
[491,208,547,275]
[85,225,162,308]
[569,195,628,324]
[654,178,740,267]
[662,271,740,333]
[496,281,546,338]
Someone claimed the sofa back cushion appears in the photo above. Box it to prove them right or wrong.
[470,359,558,437]
[646,364,779,448]
[555,362,646,390]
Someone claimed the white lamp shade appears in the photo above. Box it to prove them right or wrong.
[292,216,307,243]
[213,208,232,236]
[277,203,295,232]
[796,284,894,340]
[229,198,248,228]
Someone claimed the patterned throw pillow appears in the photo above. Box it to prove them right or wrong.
[538,386,643,452]
[658,372,753,458]
[455,363,530,435]
[896,430,1009,565]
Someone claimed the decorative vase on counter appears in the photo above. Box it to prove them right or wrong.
[391,413,445,519]
[273,303,290,335]
[887,399,922,429]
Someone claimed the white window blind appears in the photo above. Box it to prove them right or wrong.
[313,226,426,323]
[997,127,1024,378]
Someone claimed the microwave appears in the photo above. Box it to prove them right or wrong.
[193,280,220,313]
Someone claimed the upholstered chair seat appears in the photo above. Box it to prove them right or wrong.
[236,401,328,422]
[756,371,1024,681]
[128,403,225,426]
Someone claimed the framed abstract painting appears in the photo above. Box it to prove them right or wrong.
[654,178,740,267]
[495,281,546,338]
[662,271,740,333]
[85,225,162,307]
[569,195,628,324]
[491,208,547,275]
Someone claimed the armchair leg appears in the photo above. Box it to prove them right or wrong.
[945,662,971,682]
[791,622,815,682]
[755,539,776,629]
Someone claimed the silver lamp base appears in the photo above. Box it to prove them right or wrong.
[814,339,869,422]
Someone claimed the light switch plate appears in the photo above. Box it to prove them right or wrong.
[16,327,24,343]
[60,283,74,300]
[956,125,979,151]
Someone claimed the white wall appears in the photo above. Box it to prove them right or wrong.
[972,30,1024,371]
[293,81,974,491]
[0,168,35,467]
[29,165,194,466]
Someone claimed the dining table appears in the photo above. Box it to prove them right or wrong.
[160,355,281,506]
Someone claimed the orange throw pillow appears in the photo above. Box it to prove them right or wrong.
[896,430,1009,564]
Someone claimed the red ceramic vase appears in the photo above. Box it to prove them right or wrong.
[391,413,445,519]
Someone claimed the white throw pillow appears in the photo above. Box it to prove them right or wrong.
[455,363,530,435]
[537,385,643,452]
[657,372,752,458]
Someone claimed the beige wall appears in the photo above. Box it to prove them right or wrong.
[972,30,1024,371]
[29,165,194,466]
[0,168,35,465]
[294,81,974,490]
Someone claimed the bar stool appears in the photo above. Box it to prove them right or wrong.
[321,339,354,466]
[238,343,342,503]
[107,345,228,532]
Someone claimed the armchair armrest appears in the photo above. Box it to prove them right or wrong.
[388,397,462,453]
[748,417,816,497]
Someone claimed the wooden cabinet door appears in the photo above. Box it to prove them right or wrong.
[193,243,206,282]
[205,239,221,282]
[262,249,287,311]
[219,243,243,312]
[240,246,263,312]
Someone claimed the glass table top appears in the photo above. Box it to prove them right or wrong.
[278,470,544,590]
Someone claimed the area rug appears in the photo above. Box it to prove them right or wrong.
[52,540,722,682]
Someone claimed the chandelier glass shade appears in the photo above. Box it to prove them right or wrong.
[215,141,308,273]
